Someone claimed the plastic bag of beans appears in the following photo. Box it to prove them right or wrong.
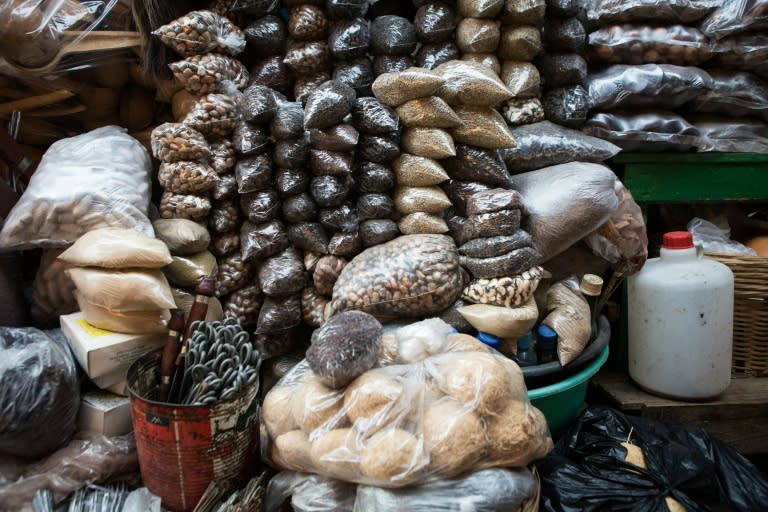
[153,10,246,57]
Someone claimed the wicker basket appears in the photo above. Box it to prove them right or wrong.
[706,253,768,377]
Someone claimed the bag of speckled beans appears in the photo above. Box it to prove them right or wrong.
[326,234,466,321]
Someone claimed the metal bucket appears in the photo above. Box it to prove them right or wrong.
[127,349,260,512]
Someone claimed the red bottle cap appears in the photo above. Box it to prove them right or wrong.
[663,231,694,250]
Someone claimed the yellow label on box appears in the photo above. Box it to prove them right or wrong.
[76,318,113,338]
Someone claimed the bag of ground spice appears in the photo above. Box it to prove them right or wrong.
[327,234,464,320]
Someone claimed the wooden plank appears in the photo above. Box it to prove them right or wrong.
[593,373,768,454]
[623,163,768,203]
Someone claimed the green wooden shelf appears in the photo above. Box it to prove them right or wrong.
[615,153,768,203]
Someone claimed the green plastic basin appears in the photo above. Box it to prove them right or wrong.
[528,345,610,436]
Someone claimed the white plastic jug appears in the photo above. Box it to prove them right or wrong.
[628,231,734,400]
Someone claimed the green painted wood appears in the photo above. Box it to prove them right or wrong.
[623,162,768,203]
[615,153,768,164]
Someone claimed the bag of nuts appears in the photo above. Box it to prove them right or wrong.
[588,24,714,66]
[170,53,249,95]
[153,10,246,57]
[158,161,219,195]
[182,92,243,139]
[151,123,212,162]
[0,126,153,250]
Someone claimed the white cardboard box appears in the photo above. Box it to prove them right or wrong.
[77,390,133,436]
[60,312,164,381]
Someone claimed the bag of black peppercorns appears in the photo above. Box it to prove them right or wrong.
[244,15,287,56]
[329,18,371,60]
[369,15,418,56]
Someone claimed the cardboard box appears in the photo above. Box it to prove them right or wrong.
[92,373,128,396]
[77,390,133,436]
[60,312,164,380]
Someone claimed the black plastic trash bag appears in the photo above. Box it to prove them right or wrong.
[538,406,768,512]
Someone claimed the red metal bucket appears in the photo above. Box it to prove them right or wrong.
[127,350,260,512]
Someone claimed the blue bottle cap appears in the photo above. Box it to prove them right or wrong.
[517,332,533,350]
[537,324,558,349]
[477,331,501,348]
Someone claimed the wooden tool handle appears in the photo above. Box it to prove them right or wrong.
[158,309,185,403]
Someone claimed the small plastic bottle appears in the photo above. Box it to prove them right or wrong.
[515,332,538,367]
[580,274,604,340]
[477,331,501,350]
[537,324,558,364]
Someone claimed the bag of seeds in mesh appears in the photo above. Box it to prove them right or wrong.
[170,53,249,95]
[327,234,464,320]
[153,10,246,57]
[500,121,620,173]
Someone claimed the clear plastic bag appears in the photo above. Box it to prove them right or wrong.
[209,139,236,174]
[584,0,718,28]
[256,294,303,334]
[150,123,211,162]
[585,181,649,274]
[415,42,461,70]
[250,56,294,96]
[415,2,457,43]
[434,60,513,107]
[700,0,768,40]
[394,155,450,187]
[709,34,768,76]
[284,40,331,75]
[241,220,289,262]
[443,145,513,188]
[233,122,270,156]
[311,175,350,208]
[501,0,546,25]
[0,126,152,250]
[223,285,263,325]
[66,267,176,312]
[515,162,619,262]
[274,137,310,170]
[159,193,212,222]
[538,53,587,88]
[500,121,620,173]
[359,219,400,247]
[325,0,369,19]
[457,0,505,18]
[543,278,591,366]
[259,247,307,297]
[276,168,311,197]
[236,154,273,194]
[686,217,756,256]
[153,10,246,57]
[158,161,219,195]
[287,4,329,40]
[215,252,255,297]
[501,98,545,126]
[372,54,413,75]
[288,222,330,254]
[244,15,287,56]
[460,246,540,279]
[265,471,357,512]
[240,190,281,224]
[461,52,501,75]
[333,58,375,97]
[170,53,249,94]
[461,269,543,311]
[311,150,354,177]
[283,193,318,223]
[542,85,589,128]
[327,234,463,320]
[354,162,395,193]
[243,84,282,124]
[586,64,714,111]
[355,467,537,512]
[357,194,395,220]
[401,128,456,159]
[582,110,702,152]
[498,26,542,62]
[319,203,360,233]
[304,80,356,130]
[262,320,552,487]
[352,98,400,135]
[543,17,585,53]
[394,186,453,215]
[0,433,137,510]
[31,249,77,324]
[230,0,280,15]
[450,106,517,150]
[0,327,79,458]
[457,18,501,54]
[330,17,371,60]
[689,71,768,119]
[588,24,713,66]
[75,292,169,334]
[500,62,540,99]
[58,227,172,269]
[396,97,461,129]
[182,92,241,139]
[372,67,444,107]
[310,124,359,152]
[271,101,305,140]
[153,218,210,256]
[369,15,416,56]
[690,115,768,153]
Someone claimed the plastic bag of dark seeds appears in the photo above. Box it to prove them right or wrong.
[415,2,457,43]
[441,180,492,217]
[304,80,356,130]
[373,55,413,75]
[209,199,241,234]
[212,173,237,200]
[357,134,400,163]
[311,175,350,207]
[310,149,353,176]
[357,193,395,220]
[282,192,318,223]
[359,219,400,247]
[230,0,279,15]
[235,154,273,193]
[271,101,305,140]
[243,84,283,124]
[287,5,329,41]
[215,252,255,296]
[319,202,359,233]
[370,15,418,56]
[443,145,513,188]
[329,18,371,60]
[287,222,330,253]
[233,122,270,156]
[244,15,287,56]
[259,247,306,296]
[332,58,375,97]
[328,230,363,256]
[326,0,369,19]
[538,54,587,89]
[352,98,400,135]
[256,294,303,333]
[241,219,289,262]
[294,72,331,104]
[276,168,311,197]
[283,40,331,75]
[416,42,461,70]
[543,85,589,128]
[309,124,359,151]
[211,230,240,257]
[239,190,279,225]
[274,137,311,169]
[250,56,294,96]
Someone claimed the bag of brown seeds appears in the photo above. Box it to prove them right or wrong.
[249,56,293,96]
[259,247,306,296]
[240,190,281,224]
[210,231,240,257]
[357,194,395,220]
[417,42,461,70]
[398,212,450,235]
[274,137,310,169]
[461,53,501,75]
[287,222,330,253]
[153,10,246,57]
[287,5,328,41]
[333,58,375,97]
[209,199,241,234]
[310,124,359,152]
[457,19,501,54]
[330,18,371,60]
[295,72,332,103]
[215,252,255,296]
[372,68,444,107]
[443,145,513,188]
[319,203,359,233]
[442,180,492,216]
[450,106,517,150]
[394,154,450,187]
[223,285,263,325]
[236,154,273,193]
[310,149,353,176]
[283,40,331,75]
[402,128,456,159]
[241,219,289,262]
[170,53,249,96]
[158,161,218,195]
[271,101,305,140]
[313,255,348,296]
[276,168,311,197]
[311,175,350,207]
[394,186,452,215]
[434,60,513,107]
[282,193,318,223]
[159,192,212,222]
